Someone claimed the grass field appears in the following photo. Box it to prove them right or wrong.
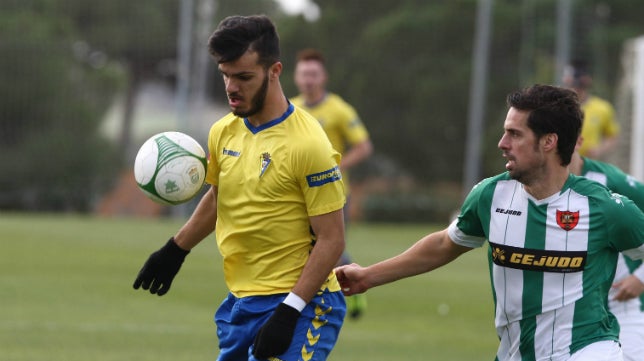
[0,213,498,360]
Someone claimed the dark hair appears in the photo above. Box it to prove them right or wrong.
[296,48,325,65]
[207,15,280,68]
[506,84,582,166]
[566,59,592,88]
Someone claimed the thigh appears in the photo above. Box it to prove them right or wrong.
[618,314,644,361]
[215,293,281,361]
[568,341,623,361]
[250,290,346,361]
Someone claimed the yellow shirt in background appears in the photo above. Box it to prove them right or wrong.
[291,93,370,193]
[579,96,619,156]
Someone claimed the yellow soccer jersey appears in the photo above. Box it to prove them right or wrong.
[206,103,345,297]
[291,93,369,155]
[579,96,619,156]
[291,93,369,193]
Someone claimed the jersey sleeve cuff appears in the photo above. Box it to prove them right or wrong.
[447,219,486,248]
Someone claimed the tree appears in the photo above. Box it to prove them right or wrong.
[0,1,122,211]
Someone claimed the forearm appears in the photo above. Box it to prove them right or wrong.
[291,235,345,303]
[291,210,345,302]
[340,140,373,171]
[174,186,217,250]
[365,230,469,289]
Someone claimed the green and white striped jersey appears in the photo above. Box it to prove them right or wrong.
[448,172,644,360]
[582,157,644,316]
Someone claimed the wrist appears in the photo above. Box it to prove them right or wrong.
[282,292,306,312]
[166,237,190,256]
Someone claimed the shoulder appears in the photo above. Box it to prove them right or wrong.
[208,113,241,144]
[586,96,616,113]
[326,93,357,113]
[465,172,513,200]
[287,108,332,145]
[568,175,626,212]
[289,95,304,107]
[569,174,611,195]
[583,157,622,177]
[209,113,239,132]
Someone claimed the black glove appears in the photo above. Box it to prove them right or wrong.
[133,238,190,296]
[252,303,301,359]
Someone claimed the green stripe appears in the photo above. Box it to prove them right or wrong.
[519,316,537,361]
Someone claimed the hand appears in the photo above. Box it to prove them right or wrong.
[612,275,644,302]
[252,303,300,359]
[133,238,190,296]
[334,263,368,296]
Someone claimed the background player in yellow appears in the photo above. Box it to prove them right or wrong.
[291,48,373,319]
[133,15,347,361]
[563,59,620,159]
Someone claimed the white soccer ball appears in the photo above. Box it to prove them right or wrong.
[134,131,207,206]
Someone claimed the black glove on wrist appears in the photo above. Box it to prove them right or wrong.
[252,302,301,359]
[133,237,190,296]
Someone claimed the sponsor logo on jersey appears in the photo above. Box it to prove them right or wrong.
[556,210,579,231]
[496,208,522,216]
[489,242,586,273]
[306,166,342,187]
[610,192,625,205]
[222,147,241,157]
[259,152,271,178]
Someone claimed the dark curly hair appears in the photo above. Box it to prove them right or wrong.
[207,15,280,68]
[506,84,583,166]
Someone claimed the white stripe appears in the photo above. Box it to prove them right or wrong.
[610,254,644,316]
[534,189,589,358]
[496,322,522,361]
[534,304,574,359]
[489,180,528,328]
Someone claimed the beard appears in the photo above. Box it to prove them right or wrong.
[508,168,530,185]
[232,74,269,118]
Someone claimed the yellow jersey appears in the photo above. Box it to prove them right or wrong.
[579,96,619,156]
[291,93,369,192]
[206,103,345,297]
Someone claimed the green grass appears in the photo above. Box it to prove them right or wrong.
[0,213,498,360]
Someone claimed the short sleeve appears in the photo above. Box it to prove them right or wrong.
[294,138,346,216]
[607,192,644,259]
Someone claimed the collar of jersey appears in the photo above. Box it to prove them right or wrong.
[244,102,294,134]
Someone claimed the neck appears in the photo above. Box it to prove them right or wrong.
[568,153,584,176]
[247,86,289,127]
[523,165,571,200]
[303,90,326,106]
[575,89,589,103]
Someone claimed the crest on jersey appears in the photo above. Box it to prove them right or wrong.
[556,210,579,231]
[259,152,271,178]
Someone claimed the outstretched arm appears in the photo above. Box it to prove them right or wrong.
[335,229,472,296]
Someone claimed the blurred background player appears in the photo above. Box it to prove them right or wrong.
[562,59,620,160]
[291,48,373,319]
[569,137,644,361]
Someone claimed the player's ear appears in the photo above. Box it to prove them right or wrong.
[269,61,282,79]
[542,133,558,151]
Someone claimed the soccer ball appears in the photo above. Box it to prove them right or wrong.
[134,131,207,205]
